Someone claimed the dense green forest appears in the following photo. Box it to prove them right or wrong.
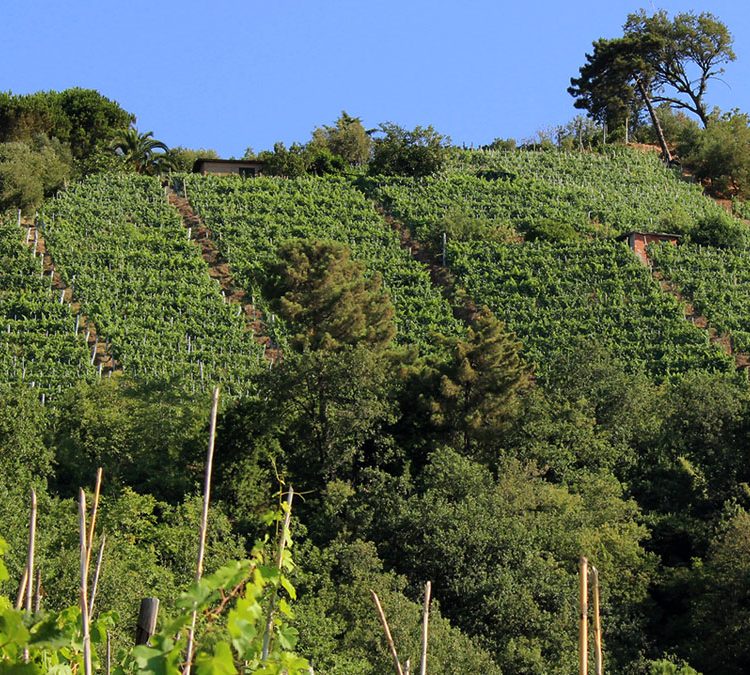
[3,9,750,674]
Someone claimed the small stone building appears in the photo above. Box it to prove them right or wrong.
[617,231,681,264]
[192,158,265,177]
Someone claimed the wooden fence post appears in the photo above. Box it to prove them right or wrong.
[591,566,603,675]
[579,556,588,675]
[135,597,160,645]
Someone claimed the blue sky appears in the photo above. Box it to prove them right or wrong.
[3,1,749,157]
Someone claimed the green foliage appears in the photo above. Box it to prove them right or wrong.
[571,10,735,130]
[368,147,733,241]
[0,136,71,213]
[522,218,579,242]
[447,239,732,378]
[650,242,750,351]
[310,111,371,167]
[690,211,748,249]
[257,143,313,178]
[231,346,399,492]
[110,127,174,176]
[40,174,263,393]
[427,308,531,458]
[0,215,93,399]
[369,123,450,177]
[647,658,701,674]
[353,449,653,673]
[508,344,662,483]
[51,378,211,500]
[0,88,133,166]
[264,239,396,352]
[688,509,750,673]
[0,506,308,674]
[166,147,220,173]
[623,10,735,127]
[637,104,701,146]
[184,174,462,352]
[0,388,53,490]
[293,538,502,674]
[678,111,750,197]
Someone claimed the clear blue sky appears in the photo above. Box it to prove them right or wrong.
[3,1,749,157]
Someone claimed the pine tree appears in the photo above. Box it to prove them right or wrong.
[264,239,396,352]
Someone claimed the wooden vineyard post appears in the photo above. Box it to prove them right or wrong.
[89,534,106,616]
[25,489,37,613]
[34,568,42,613]
[22,489,37,662]
[184,386,220,675]
[79,489,92,675]
[579,556,588,675]
[15,567,28,610]
[135,597,160,645]
[370,590,404,675]
[420,581,431,675]
[591,566,603,675]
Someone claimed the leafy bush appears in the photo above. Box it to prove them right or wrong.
[679,111,750,197]
[690,211,748,249]
[370,123,450,177]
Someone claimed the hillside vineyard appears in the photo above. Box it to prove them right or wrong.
[39,174,265,396]
[0,216,93,399]
[3,149,748,401]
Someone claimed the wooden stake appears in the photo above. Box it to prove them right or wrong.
[79,489,92,675]
[89,534,106,616]
[591,566,603,675]
[420,581,431,675]
[370,590,404,675]
[184,386,220,675]
[135,597,160,645]
[25,489,37,613]
[86,468,103,568]
[15,566,28,611]
[34,568,42,613]
[261,487,294,660]
[106,631,112,675]
[579,556,588,675]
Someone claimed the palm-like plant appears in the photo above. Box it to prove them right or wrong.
[110,127,175,175]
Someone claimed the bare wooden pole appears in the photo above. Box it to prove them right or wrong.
[184,386,220,675]
[79,489,92,675]
[34,567,42,613]
[370,590,404,675]
[579,556,589,675]
[25,489,37,613]
[22,489,37,662]
[85,468,103,578]
[106,631,112,675]
[591,566,603,675]
[420,581,431,675]
[89,534,106,616]
[261,487,295,660]
[15,566,28,610]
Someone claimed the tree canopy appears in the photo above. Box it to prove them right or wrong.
[569,10,735,156]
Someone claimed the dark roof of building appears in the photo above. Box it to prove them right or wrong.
[192,158,265,172]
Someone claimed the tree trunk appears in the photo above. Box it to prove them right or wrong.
[636,78,672,163]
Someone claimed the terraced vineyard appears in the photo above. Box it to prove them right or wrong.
[367,147,733,239]
[0,217,93,400]
[650,242,750,353]
[183,174,462,350]
[446,238,733,378]
[40,174,264,394]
